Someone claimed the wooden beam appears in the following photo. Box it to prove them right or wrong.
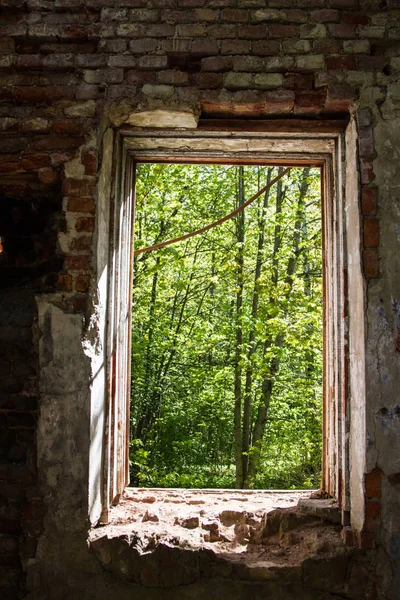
[198,118,349,134]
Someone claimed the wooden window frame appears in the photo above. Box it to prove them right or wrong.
[101,118,362,528]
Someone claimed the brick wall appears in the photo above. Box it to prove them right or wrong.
[0,0,397,597]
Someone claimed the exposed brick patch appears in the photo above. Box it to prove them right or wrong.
[57,273,73,291]
[363,249,379,279]
[363,219,379,248]
[365,468,382,499]
[362,189,377,216]
[74,274,90,292]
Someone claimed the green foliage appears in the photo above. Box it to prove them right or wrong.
[131,164,322,489]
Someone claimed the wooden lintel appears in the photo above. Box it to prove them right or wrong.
[132,156,325,167]
[198,119,349,134]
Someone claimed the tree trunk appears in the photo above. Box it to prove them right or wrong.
[245,169,310,487]
[234,166,245,488]
[242,167,273,484]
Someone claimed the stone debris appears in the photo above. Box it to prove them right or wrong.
[92,487,312,557]
[219,509,247,527]
[90,490,374,596]
[142,509,159,523]
[202,521,220,542]
[174,516,200,529]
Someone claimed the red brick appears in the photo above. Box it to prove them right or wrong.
[126,70,156,84]
[328,24,357,38]
[311,9,339,22]
[39,168,58,185]
[76,54,108,68]
[202,56,232,72]
[342,13,369,25]
[238,24,266,38]
[325,84,356,112]
[44,86,75,101]
[161,9,195,21]
[251,40,280,55]
[67,197,95,212]
[21,154,51,170]
[294,90,326,114]
[40,42,97,55]
[283,73,313,90]
[192,72,223,89]
[263,89,295,114]
[360,157,374,184]
[233,55,263,71]
[365,467,382,499]
[81,150,98,176]
[285,9,307,23]
[269,24,297,37]
[313,39,341,54]
[358,55,388,70]
[33,137,85,151]
[50,151,75,167]
[65,255,90,271]
[157,70,189,85]
[326,55,357,70]
[138,55,168,70]
[191,39,219,54]
[51,120,87,136]
[222,8,248,22]
[63,179,96,197]
[221,39,250,54]
[365,499,381,531]
[74,275,91,292]
[357,531,375,550]
[128,39,157,53]
[208,24,237,38]
[145,23,175,37]
[75,216,95,232]
[358,127,374,158]
[342,527,356,547]
[57,274,73,291]
[195,8,219,20]
[43,54,75,71]
[14,86,46,104]
[363,249,379,278]
[75,84,105,100]
[99,39,128,53]
[0,157,20,174]
[15,55,43,70]
[362,188,377,216]
[71,236,92,253]
[178,0,206,5]
[176,23,206,36]
[83,67,123,84]
[363,218,379,248]
[60,24,88,41]
[331,0,358,7]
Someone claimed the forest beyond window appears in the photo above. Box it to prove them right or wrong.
[131,163,322,490]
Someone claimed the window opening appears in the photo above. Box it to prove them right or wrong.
[130,162,323,491]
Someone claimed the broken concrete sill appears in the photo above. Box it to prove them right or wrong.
[89,489,371,596]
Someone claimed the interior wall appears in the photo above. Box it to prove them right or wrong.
[0,2,399,598]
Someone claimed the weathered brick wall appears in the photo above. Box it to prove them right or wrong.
[0,0,398,598]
